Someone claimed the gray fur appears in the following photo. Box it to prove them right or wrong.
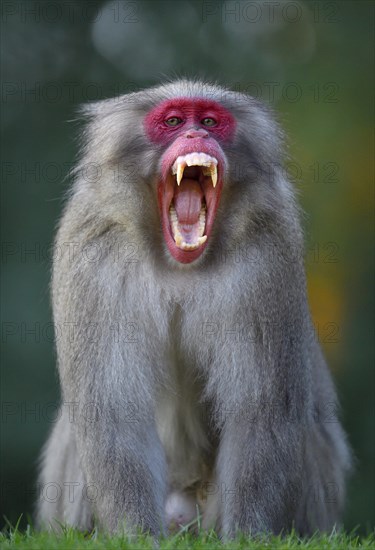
[37,80,352,536]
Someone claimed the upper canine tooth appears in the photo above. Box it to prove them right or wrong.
[172,156,184,176]
[210,165,218,187]
[176,163,184,186]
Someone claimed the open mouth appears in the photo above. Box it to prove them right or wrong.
[159,152,222,263]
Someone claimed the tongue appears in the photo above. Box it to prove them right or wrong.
[174,178,203,224]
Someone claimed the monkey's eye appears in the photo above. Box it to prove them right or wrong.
[165,117,183,127]
[201,117,217,127]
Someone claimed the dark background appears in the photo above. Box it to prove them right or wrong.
[1,0,374,533]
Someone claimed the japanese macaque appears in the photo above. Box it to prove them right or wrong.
[37,80,351,537]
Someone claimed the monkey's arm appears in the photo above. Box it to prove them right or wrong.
[52,219,167,535]
[202,237,311,536]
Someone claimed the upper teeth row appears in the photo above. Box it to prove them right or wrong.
[171,153,218,187]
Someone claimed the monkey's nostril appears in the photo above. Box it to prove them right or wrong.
[185,128,209,139]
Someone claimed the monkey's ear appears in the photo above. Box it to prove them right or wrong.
[73,92,152,169]
[78,96,124,120]
[78,88,156,122]
[75,94,139,138]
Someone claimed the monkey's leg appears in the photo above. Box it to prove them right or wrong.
[37,407,93,531]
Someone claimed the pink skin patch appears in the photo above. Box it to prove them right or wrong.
[144,98,236,264]
[165,491,198,533]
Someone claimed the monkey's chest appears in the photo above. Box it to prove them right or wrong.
[155,371,213,491]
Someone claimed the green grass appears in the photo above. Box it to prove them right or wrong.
[1,520,374,550]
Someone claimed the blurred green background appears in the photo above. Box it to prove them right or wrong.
[1,0,374,533]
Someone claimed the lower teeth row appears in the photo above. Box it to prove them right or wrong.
[169,204,207,250]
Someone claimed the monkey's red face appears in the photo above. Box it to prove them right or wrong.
[144,98,236,263]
